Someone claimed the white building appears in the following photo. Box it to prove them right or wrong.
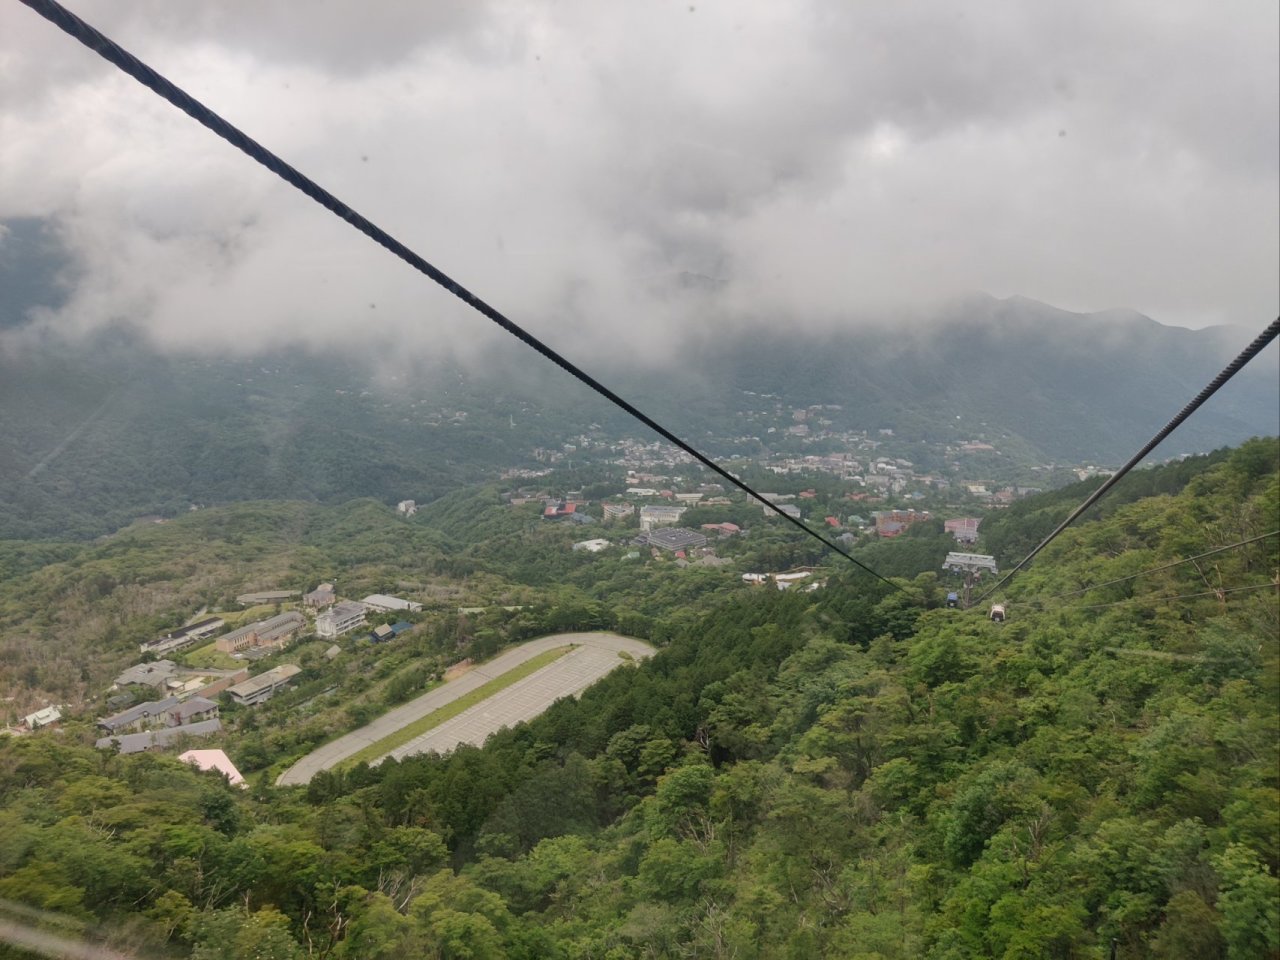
[397,500,417,516]
[639,504,686,532]
[360,594,423,613]
[316,601,368,638]
[572,538,610,553]
[23,706,61,729]
[602,502,635,521]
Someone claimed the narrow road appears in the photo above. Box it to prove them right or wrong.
[276,632,653,786]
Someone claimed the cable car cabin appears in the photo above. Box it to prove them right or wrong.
[946,592,959,608]
[989,604,1006,623]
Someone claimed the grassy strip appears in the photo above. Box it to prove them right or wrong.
[338,645,574,769]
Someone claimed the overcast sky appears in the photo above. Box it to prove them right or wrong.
[1,0,1276,360]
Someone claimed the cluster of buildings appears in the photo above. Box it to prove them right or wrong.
[86,582,425,755]
[95,694,222,755]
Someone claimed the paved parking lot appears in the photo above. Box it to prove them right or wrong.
[277,632,653,785]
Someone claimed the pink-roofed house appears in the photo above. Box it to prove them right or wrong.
[179,749,246,788]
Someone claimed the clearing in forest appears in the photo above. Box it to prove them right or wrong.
[276,632,654,786]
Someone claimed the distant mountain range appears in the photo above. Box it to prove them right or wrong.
[2,221,1276,540]
[664,294,1278,463]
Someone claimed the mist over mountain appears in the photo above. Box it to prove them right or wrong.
[2,279,1275,542]
[666,294,1278,462]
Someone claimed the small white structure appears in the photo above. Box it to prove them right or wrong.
[360,594,423,613]
[23,706,61,729]
[397,500,418,516]
[316,601,368,638]
[572,538,610,553]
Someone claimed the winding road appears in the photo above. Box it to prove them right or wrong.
[276,632,653,786]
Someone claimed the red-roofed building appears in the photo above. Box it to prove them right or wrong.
[700,522,741,537]
[825,516,840,527]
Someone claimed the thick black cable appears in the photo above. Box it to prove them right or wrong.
[18,0,899,588]
[1026,530,1279,606]
[976,316,1280,605]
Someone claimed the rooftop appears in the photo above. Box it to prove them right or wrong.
[226,664,302,700]
[97,719,222,755]
[180,748,246,787]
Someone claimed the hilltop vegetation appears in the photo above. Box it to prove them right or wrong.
[0,438,1274,957]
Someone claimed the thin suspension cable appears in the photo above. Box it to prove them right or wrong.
[18,0,899,588]
[1073,581,1276,611]
[1026,530,1280,606]
[976,316,1280,605]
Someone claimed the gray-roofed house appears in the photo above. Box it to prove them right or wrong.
[96,718,223,755]
[99,697,180,734]
[167,696,219,727]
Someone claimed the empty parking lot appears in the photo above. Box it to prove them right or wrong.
[277,632,654,786]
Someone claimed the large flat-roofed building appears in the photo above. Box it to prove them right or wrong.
[647,527,709,553]
[215,611,307,653]
[360,594,423,614]
[226,664,302,706]
[235,590,300,606]
[639,504,686,532]
[141,617,225,655]
[316,601,367,638]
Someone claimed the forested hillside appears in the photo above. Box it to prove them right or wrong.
[0,439,1274,958]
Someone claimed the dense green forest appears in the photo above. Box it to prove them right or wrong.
[0,439,1274,958]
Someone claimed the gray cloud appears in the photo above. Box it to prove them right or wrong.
[1,0,1275,361]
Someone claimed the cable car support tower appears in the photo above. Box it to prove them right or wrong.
[943,552,1000,609]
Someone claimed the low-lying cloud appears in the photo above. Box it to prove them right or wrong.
[1,0,1276,363]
